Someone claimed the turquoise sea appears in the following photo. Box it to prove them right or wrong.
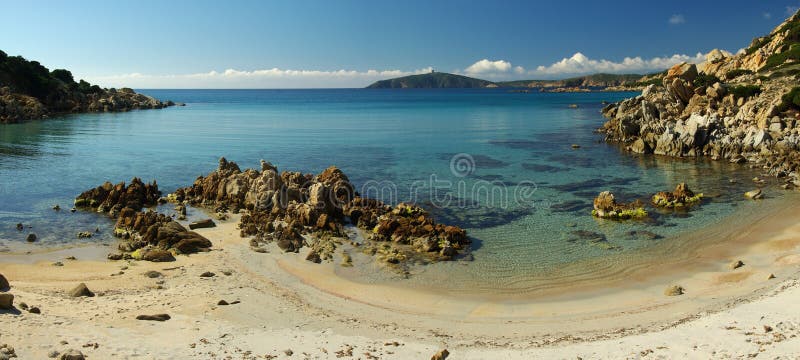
[0,89,778,289]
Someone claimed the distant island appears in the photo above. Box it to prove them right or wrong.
[365,70,666,91]
[366,72,497,89]
[0,50,174,124]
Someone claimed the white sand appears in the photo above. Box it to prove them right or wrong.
[1,210,800,359]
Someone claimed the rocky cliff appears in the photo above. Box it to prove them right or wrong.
[0,50,173,123]
[600,10,800,186]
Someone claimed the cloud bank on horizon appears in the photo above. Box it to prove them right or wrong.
[469,52,709,78]
[87,52,713,88]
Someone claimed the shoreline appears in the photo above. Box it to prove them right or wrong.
[2,188,800,357]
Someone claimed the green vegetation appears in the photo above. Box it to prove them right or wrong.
[740,12,800,71]
[693,73,720,88]
[729,85,762,98]
[631,77,664,88]
[778,87,800,112]
[50,69,74,83]
[745,37,770,55]
[0,49,103,101]
[769,67,800,78]
[496,73,643,89]
[764,44,800,70]
[760,15,800,70]
[366,72,495,89]
[725,69,754,79]
[591,207,648,220]
[651,193,704,208]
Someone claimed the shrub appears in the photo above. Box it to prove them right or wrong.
[693,73,720,88]
[763,44,800,70]
[779,87,800,111]
[632,78,663,87]
[77,79,103,94]
[50,69,74,84]
[725,69,753,79]
[729,85,762,98]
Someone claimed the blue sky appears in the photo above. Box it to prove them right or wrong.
[1,0,798,88]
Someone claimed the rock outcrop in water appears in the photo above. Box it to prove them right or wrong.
[0,49,173,123]
[174,158,470,266]
[600,11,800,188]
[651,183,704,209]
[591,191,647,220]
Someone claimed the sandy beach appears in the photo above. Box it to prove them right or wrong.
[2,195,800,360]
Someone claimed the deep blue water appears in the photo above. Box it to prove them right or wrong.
[0,89,776,285]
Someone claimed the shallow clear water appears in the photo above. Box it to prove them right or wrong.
[0,89,778,286]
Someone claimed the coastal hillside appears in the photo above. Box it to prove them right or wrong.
[702,11,800,78]
[366,72,497,88]
[601,9,800,185]
[366,71,664,92]
[0,50,172,123]
[498,73,645,89]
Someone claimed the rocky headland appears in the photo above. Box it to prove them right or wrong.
[0,50,174,123]
[600,10,800,187]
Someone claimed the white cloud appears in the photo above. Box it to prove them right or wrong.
[84,67,434,88]
[763,12,772,19]
[531,52,707,77]
[464,59,513,74]
[668,14,686,24]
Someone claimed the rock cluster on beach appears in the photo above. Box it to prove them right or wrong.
[74,178,213,261]
[174,158,470,266]
[112,209,212,259]
[600,11,800,187]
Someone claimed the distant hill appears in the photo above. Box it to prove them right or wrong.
[0,49,173,123]
[366,72,497,89]
[365,72,659,91]
[497,73,644,89]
